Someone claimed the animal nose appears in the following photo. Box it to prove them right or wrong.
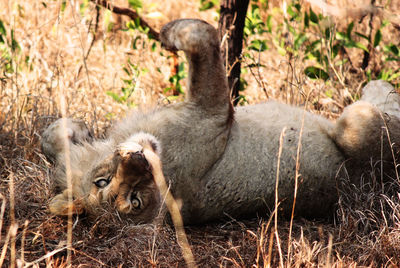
[119,150,150,177]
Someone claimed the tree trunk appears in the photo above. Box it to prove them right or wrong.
[218,0,250,105]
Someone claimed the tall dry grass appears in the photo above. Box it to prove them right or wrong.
[1,0,400,266]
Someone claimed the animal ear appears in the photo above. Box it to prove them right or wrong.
[49,190,84,216]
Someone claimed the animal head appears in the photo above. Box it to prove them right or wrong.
[48,132,163,224]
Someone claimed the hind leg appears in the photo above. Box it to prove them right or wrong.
[331,80,400,162]
[41,118,93,163]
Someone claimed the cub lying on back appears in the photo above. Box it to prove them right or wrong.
[41,19,400,224]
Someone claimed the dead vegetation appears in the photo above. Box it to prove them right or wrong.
[1,0,400,266]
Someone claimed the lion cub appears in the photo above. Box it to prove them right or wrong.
[44,129,163,224]
[42,19,400,224]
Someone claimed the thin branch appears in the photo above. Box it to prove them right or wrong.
[91,0,160,40]
[77,5,101,77]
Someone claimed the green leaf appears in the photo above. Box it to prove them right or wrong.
[249,39,268,52]
[126,20,135,30]
[366,70,372,81]
[287,5,296,18]
[304,66,329,80]
[331,44,340,59]
[354,42,368,52]
[386,57,400,61]
[324,89,333,98]
[199,0,217,11]
[335,59,348,66]
[10,29,20,52]
[336,32,346,40]
[128,0,142,11]
[304,39,321,55]
[388,44,399,56]
[122,67,130,76]
[0,20,6,36]
[151,42,157,52]
[325,27,333,39]
[266,15,272,32]
[304,11,309,28]
[389,72,400,81]
[294,33,307,50]
[342,40,368,52]
[355,32,369,41]
[346,22,354,40]
[373,29,382,47]
[309,8,318,23]
[61,0,67,12]
[106,91,122,103]
[131,36,141,50]
[277,46,286,56]
[122,79,132,85]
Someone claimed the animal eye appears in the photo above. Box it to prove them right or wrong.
[131,194,142,209]
[93,176,111,188]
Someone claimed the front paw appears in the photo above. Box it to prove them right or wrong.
[119,132,161,156]
[118,139,144,159]
[116,133,161,175]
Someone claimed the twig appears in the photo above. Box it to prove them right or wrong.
[0,193,6,244]
[10,172,16,268]
[23,245,69,268]
[325,234,333,268]
[143,148,197,268]
[21,220,29,267]
[361,0,376,70]
[380,112,400,183]
[275,127,286,268]
[70,0,92,90]
[77,5,101,77]
[91,0,160,40]
[287,95,308,262]
[0,225,12,267]
[59,97,73,266]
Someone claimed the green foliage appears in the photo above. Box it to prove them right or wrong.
[244,2,271,37]
[107,59,148,107]
[239,0,400,88]
[0,19,21,74]
[304,66,329,81]
[110,0,400,106]
[61,0,67,13]
[384,43,400,61]
[238,0,271,100]
[236,75,249,105]
[199,0,218,11]
[126,18,157,46]
[128,0,143,11]
[108,5,187,106]
[164,61,186,96]
[79,0,90,16]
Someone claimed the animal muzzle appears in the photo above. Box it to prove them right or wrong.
[114,150,151,214]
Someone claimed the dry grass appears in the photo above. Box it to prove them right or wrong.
[1,0,400,266]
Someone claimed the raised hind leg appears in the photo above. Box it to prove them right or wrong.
[331,80,400,162]
[160,19,232,112]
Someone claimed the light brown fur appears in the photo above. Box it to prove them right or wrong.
[41,19,400,224]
